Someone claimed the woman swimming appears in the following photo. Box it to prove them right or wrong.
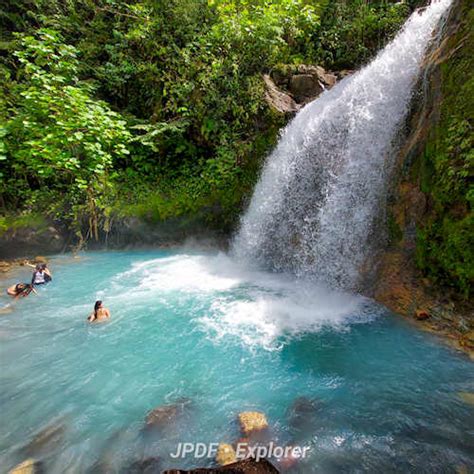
[6,283,37,299]
[87,300,111,323]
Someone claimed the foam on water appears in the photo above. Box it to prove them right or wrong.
[110,252,372,349]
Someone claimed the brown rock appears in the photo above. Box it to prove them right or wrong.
[127,456,161,473]
[239,412,268,435]
[162,457,279,473]
[460,330,474,348]
[23,421,66,456]
[144,398,191,430]
[9,459,42,474]
[263,75,299,114]
[216,444,237,466]
[289,75,323,102]
[458,392,474,405]
[414,309,431,321]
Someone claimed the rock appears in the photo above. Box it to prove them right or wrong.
[127,457,162,473]
[162,457,279,473]
[263,75,300,114]
[144,398,191,430]
[276,453,299,471]
[216,444,237,466]
[414,309,431,321]
[0,224,65,260]
[287,397,322,433]
[238,412,268,435]
[289,75,323,103]
[9,459,43,474]
[458,392,474,405]
[0,306,14,315]
[33,256,48,264]
[336,70,354,79]
[460,330,474,349]
[296,64,337,87]
[22,420,66,456]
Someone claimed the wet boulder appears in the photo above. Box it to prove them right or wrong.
[238,412,268,436]
[144,398,191,431]
[127,456,162,473]
[287,396,322,433]
[9,459,43,474]
[458,392,474,405]
[163,457,279,473]
[22,420,66,456]
[216,443,237,466]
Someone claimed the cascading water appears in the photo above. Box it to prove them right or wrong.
[233,0,452,290]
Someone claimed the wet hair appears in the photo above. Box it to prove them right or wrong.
[94,300,102,317]
[16,283,32,296]
[41,263,47,270]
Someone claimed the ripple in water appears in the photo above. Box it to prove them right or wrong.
[0,251,473,473]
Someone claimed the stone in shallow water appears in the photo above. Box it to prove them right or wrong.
[9,459,43,474]
[458,392,474,405]
[144,398,191,430]
[287,396,322,438]
[22,420,66,456]
[238,412,268,435]
[216,443,237,466]
[127,456,162,473]
[163,458,279,473]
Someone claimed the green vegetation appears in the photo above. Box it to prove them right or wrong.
[0,0,416,239]
[415,1,474,297]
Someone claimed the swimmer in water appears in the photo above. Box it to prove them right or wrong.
[6,283,37,299]
[87,300,111,323]
[31,263,52,286]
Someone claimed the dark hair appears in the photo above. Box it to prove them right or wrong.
[41,263,47,270]
[94,300,102,317]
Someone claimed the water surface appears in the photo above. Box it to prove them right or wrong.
[0,250,473,473]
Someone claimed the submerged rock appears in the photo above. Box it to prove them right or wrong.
[238,412,268,435]
[22,420,66,456]
[144,398,191,430]
[163,458,279,473]
[458,392,474,406]
[127,456,162,473]
[9,459,43,474]
[287,396,322,434]
[216,443,237,466]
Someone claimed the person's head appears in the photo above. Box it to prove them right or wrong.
[41,264,47,270]
[35,264,42,271]
[94,301,103,314]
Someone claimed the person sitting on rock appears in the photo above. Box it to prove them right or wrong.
[87,301,111,323]
[6,283,37,299]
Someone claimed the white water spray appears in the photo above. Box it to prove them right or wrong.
[233,1,452,290]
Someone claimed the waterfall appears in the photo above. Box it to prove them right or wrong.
[232,0,452,291]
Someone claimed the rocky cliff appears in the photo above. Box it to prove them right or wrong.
[374,0,473,355]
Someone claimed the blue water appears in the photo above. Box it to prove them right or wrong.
[0,250,473,473]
